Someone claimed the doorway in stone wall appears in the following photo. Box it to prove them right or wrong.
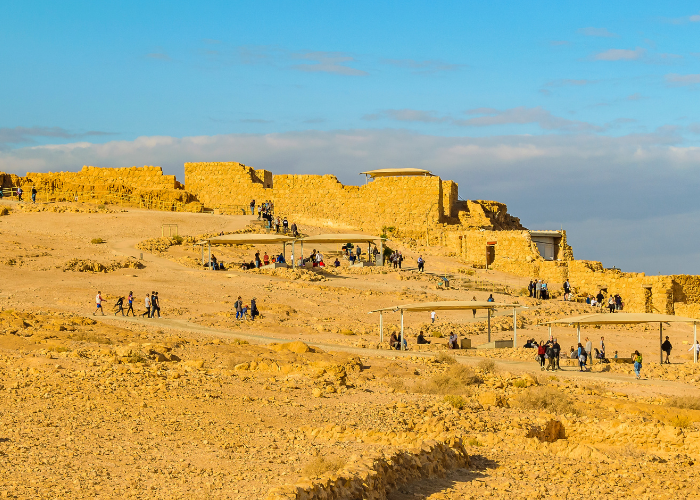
[486,243,496,269]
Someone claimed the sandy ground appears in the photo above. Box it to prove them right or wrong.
[0,200,699,499]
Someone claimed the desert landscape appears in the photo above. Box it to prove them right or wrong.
[0,191,699,500]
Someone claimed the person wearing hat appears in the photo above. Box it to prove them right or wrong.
[250,297,259,320]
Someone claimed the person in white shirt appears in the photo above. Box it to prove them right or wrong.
[94,291,105,316]
[141,293,151,318]
[690,340,700,361]
[430,311,437,324]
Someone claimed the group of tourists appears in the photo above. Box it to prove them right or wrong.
[585,291,624,312]
[252,199,299,237]
[388,251,404,269]
[525,338,562,371]
[233,296,259,321]
[527,280,550,299]
[94,290,162,318]
[1,186,37,203]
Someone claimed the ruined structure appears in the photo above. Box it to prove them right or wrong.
[2,161,700,315]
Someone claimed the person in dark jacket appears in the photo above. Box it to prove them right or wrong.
[552,339,561,370]
[661,336,672,364]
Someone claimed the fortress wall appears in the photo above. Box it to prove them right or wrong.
[184,162,272,208]
[445,230,538,267]
[24,166,178,191]
[273,174,444,234]
[441,180,458,218]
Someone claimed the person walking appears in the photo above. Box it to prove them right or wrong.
[545,342,556,371]
[235,296,243,320]
[633,350,643,379]
[31,187,37,203]
[397,252,403,269]
[417,255,425,272]
[577,342,587,371]
[250,199,256,216]
[689,340,700,362]
[600,336,606,358]
[141,293,151,317]
[250,297,259,320]
[585,337,592,362]
[430,311,437,324]
[563,280,570,300]
[661,336,672,364]
[153,292,161,317]
[126,291,135,316]
[471,296,477,318]
[16,187,23,201]
[537,342,546,370]
[94,291,105,316]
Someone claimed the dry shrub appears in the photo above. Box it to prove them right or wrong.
[669,415,693,429]
[434,351,457,364]
[171,235,184,245]
[387,378,406,393]
[467,437,483,447]
[0,207,10,216]
[415,365,481,395]
[513,379,529,389]
[301,455,346,478]
[515,386,578,415]
[430,331,444,338]
[667,396,700,411]
[444,394,468,409]
[477,359,496,374]
[90,238,105,244]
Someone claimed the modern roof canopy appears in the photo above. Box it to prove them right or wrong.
[546,312,700,364]
[297,233,384,244]
[369,300,522,313]
[359,168,434,178]
[197,234,295,245]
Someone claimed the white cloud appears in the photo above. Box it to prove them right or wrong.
[665,73,700,86]
[690,12,700,22]
[593,47,646,61]
[292,52,368,76]
[381,58,465,74]
[578,27,619,38]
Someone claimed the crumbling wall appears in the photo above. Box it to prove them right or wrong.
[184,161,272,208]
[25,166,179,191]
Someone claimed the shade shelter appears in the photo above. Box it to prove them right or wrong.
[294,233,385,269]
[196,234,295,269]
[547,312,700,364]
[368,301,523,351]
[359,168,434,182]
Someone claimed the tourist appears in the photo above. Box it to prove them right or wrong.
[487,294,494,303]
[210,254,218,270]
[94,291,105,316]
[577,343,587,371]
[334,257,340,267]
[240,304,249,321]
[608,296,615,313]
[537,342,546,369]
[633,350,643,379]
[126,291,135,316]
[114,297,125,316]
[235,296,243,320]
[541,282,548,300]
[290,222,298,237]
[389,332,400,350]
[277,253,286,264]
[275,216,281,233]
[528,280,534,297]
[535,280,541,299]
[249,199,255,215]
[545,342,556,371]
[416,331,430,345]
[356,246,362,261]
[257,204,262,219]
[282,217,289,233]
[142,293,151,318]
[594,348,604,360]
[254,252,261,268]
[349,253,356,264]
[615,294,623,311]
[613,351,618,359]
[524,339,534,348]
[417,255,425,272]
[16,187,23,201]
[31,187,37,203]
[661,336,672,364]
[448,332,459,349]
[600,336,606,358]
[472,295,477,318]
[689,340,700,360]
[250,298,259,320]
[263,252,270,266]
[585,295,591,305]
[569,346,576,359]
[316,251,324,266]
[430,310,437,324]
[372,245,379,263]
[397,252,403,269]
[585,337,592,361]
[563,280,571,300]
[552,339,561,370]
[596,290,605,308]
[152,291,161,318]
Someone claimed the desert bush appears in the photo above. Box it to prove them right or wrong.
[467,437,483,447]
[340,329,356,336]
[0,207,10,216]
[444,394,468,409]
[667,396,700,411]
[301,455,346,478]
[231,339,249,345]
[171,235,184,245]
[669,415,693,429]
[515,386,578,415]
[387,378,406,393]
[477,359,496,374]
[415,365,481,395]
[430,331,444,338]
[126,351,149,364]
[90,238,105,244]
[512,379,529,389]
[434,351,456,364]
[97,204,106,210]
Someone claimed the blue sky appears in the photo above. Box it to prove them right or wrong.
[2,1,700,274]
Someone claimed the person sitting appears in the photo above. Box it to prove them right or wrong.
[263,252,270,266]
[416,331,430,345]
[334,258,341,267]
[524,339,534,348]
[585,295,591,305]
[448,332,459,349]
[277,253,286,264]
[349,254,356,264]
[389,332,400,350]
[569,347,577,359]
[487,294,495,303]
[594,348,604,360]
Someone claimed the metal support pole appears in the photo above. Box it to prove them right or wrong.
[208,242,211,271]
[300,242,304,268]
[577,324,581,344]
[291,242,295,269]
[548,325,552,343]
[201,245,204,265]
[487,309,491,343]
[380,312,384,343]
[694,323,697,364]
[513,307,517,348]
[400,310,405,351]
[660,323,663,364]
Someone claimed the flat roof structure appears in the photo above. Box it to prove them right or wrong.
[547,312,700,363]
[297,233,384,244]
[369,300,526,350]
[196,234,295,269]
[359,168,434,179]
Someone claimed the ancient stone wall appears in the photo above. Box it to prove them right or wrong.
[441,180,458,218]
[184,161,272,209]
[445,230,539,268]
[24,166,179,191]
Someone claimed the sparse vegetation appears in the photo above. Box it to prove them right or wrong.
[477,359,496,374]
[90,238,105,244]
[434,351,456,364]
[97,204,106,210]
[171,235,184,245]
[414,365,481,395]
[512,379,529,389]
[467,437,483,447]
[444,394,468,409]
[301,455,346,478]
[126,351,149,364]
[669,415,693,429]
[667,396,700,411]
[0,207,10,216]
[515,386,579,415]
[430,331,444,338]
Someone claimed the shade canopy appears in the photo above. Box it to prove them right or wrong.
[359,168,433,178]
[198,234,295,245]
[297,233,384,244]
[369,300,522,313]
[547,312,700,325]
